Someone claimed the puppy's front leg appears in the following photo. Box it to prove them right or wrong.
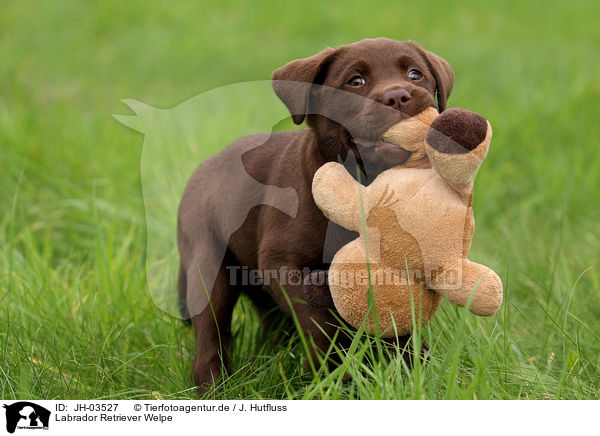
[302,270,334,309]
[260,260,350,367]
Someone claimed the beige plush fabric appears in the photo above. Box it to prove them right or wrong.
[382,106,438,169]
[312,109,503,336]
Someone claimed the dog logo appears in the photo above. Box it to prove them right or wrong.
[2,402,50,434]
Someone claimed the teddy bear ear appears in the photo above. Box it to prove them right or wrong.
[271,47,339,124]
[414,46,454,112]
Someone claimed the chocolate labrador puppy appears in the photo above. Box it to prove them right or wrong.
[177,38,454,392]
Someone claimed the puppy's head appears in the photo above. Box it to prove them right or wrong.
[272,38,454,170]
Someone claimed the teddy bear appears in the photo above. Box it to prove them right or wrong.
[310,107,503,337]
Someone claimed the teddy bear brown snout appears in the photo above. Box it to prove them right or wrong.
[426,108,488,154]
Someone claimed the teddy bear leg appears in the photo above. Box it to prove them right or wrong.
[439,260,503,316]
[303,270,429,368]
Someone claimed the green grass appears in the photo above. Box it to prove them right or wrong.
[1,0,600,399]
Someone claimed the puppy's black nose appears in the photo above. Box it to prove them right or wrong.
[383,89,412,111]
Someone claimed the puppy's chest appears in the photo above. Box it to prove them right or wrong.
[321,220,359,264]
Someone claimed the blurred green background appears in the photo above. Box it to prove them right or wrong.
[1,0,599,399]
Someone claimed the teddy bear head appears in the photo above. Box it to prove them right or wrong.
[424,108,492,186]
[381,107,491,185]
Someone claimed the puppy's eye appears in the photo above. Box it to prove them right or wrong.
[408,69,423,81]
[347,75,365,87]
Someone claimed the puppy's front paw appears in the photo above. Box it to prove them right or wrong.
[302,270,335,308]
[426,108,488,154]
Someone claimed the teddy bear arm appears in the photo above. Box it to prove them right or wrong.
[312,162,363,231]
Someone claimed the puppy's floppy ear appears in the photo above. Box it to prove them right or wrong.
[272,47,338,124]
[416,46,454,112]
